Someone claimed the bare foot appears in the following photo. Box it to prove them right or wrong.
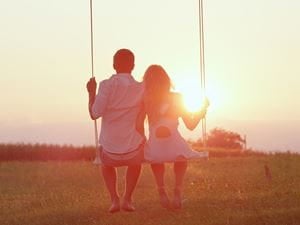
[121,200,136,212]
[172,188,182,210]
[108,198,120,213]
[158,188,170,208]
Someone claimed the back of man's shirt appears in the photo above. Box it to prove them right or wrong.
[92,73,144,154]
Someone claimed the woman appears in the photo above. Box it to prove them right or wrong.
[140,65,209,209]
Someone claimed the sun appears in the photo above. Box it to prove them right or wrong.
[173,75,221,113]
[174,78,204,112]
[182,90,203,112]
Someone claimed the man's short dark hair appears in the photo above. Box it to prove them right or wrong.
[113,49,135,72]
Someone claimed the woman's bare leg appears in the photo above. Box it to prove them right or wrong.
[151,163,170,208]
[173,161,188,209]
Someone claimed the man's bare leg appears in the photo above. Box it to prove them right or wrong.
[101,165,120,213]
[122,164,142,211]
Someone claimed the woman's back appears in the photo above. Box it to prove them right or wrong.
[145,92,203,163]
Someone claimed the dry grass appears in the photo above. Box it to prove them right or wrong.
[1,154,300,225]
[0,143,95,161]
[0,143,269,162]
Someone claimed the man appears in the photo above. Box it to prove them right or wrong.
[86,49,144,213]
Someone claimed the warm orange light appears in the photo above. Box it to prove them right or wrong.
[173,76,205,112]
[182,92,203,112]
[173,71,222,113]
[182,89,219,113]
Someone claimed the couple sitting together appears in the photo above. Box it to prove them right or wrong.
[87,48,209,213]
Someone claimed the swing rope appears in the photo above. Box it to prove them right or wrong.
[89,0,100,163]
[90,0,95,77]
[198,0,207,146]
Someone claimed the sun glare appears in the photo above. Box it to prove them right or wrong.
[173,74,222,113]
[182,91,203,112]
[174,77,203,112]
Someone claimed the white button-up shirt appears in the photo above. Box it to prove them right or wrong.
[92,73,144,154]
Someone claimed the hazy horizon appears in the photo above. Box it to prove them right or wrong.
[1,119,299,153]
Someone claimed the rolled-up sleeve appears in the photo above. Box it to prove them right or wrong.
[91,80,110,119]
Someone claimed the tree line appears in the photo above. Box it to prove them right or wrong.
[193,127,246,149]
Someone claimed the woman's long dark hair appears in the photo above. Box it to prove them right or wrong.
[143,65,171,123]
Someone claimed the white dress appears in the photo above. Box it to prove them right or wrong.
[144,95,206,163]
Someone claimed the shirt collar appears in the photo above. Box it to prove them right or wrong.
[115,73,133,79]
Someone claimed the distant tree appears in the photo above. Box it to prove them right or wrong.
[206,128,245,149]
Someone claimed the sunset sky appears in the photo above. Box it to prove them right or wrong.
[1,0,299,151]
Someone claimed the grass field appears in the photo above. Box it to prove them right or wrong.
[1,154,300,225]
